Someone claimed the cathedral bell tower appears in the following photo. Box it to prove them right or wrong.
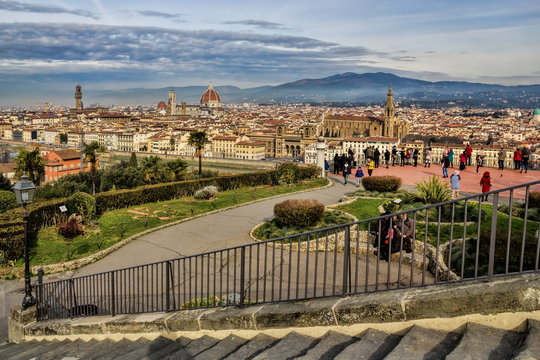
[75,84,83,110]
[384,85,395,137]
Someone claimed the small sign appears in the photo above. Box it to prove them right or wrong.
[59,205,67,212]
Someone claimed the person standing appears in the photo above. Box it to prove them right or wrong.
[343,162,350,185]
[459,151,467,171]
[393,213,414,253]
[400,148,406,166]
[441,155,450,178]
[480,171,491,201]
[450,170,461,199]
[475,152,484,174]
[367,158,375,176]
[424,147,432,168]
[391,146,397,166]
[354,166,365,187]
[521,152,529,173]
[514,148,522,170]
[498,146,506,170]
[384,149,390,168]
[448,148,454,168]
[413,148,419,167]
[333,154,340,174]
[465,144,473,166]
[374,147,381,168]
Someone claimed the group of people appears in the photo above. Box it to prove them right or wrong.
[511,148,530,173]
[332,150,375,186]
[373,212,414,261]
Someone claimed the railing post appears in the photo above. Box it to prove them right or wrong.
[110,271,116,316]
[487,193,499,281]
[239,247,246,307]
[166,261,171,311]
[36,268,43,321]
[342,225,350,295]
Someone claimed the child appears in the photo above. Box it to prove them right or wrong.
[450,170,460,199]
[355,166,365,187]
[479,171,491,201]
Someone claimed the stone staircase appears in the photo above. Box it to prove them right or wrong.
[1,319,539,359]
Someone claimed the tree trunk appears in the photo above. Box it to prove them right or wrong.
[198,148,202,177]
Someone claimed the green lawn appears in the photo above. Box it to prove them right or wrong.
[23,178,328,267]
[334,198,387,229]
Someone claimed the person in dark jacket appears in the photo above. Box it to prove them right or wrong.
[333,154,340,174]
[521,152,529,173]
[384,149,390,168]
[413,148,419,167]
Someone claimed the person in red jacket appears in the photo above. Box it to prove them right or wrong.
[513,148,522,170]
[479,171,491,201]
[465,144,473,166]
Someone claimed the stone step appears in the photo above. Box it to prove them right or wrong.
[38,339,94,360]
[222,334,280,360]
[384,325,461,360]
[513,319,540,360]
[65,339,112,359]
[193,334,248,359]
[4,339,70,360]
[114,336,175,360]
[251,332,319,360]
[84,338,153,360]
[446,322,523,360]
[142,336,193,360]
[294,330,360,360]
[162,335,220,359]
[334,329,401,360]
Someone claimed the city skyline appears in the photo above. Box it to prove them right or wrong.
[0,0,539,105]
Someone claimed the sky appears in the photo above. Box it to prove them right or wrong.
[0,0,539,105]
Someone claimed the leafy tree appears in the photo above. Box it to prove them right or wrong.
[187,130,210,177]
[166,159,188,181]
[128,152,138,168]
[99,164,145,191]
[0,190,18,214]
[141,156,173,184]
[0,172,11,191]
[81,141,106,194]
[14,147,45,185]
[169,137,175,151]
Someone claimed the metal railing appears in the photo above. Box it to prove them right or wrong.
[34,180,540,321]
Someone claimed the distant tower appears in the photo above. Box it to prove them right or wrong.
[75,84,83,110]
[167,90,177,115]
[384,85,396,137]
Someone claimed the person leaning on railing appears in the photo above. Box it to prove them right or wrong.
[393,213,414,253]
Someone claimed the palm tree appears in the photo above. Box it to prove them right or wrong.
[167,159,188,181]
[187,130,210,177]
[14,147,45,185]
[141,156,173,184]
[81,141,106,194]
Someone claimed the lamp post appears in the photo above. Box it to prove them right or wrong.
[13,175,37,309]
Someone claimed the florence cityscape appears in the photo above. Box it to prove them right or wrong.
[1,0,540,358]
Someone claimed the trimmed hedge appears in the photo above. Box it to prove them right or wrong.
[274,199,325,227]
[362,175,402,192]
[0,166,319,261]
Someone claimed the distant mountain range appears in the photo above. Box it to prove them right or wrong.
[86,72,540,108]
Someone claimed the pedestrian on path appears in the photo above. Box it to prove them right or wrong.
[441,155,450,178]
[354,166,365,187]
[521,152,529,173]
[465,144,473,166]
[498,146,506,170]
[514,148,522,170]
[424,147,432,168]
[333,154,340,174]
[459,151,467,171]
[384,149,390,168]
[450,170,461,199]
[343,163,350,185]
[413,148,419,167]
[367,158,375,176]
[480,171,491,201]
[475,153,484,174]
[448,148,454,168]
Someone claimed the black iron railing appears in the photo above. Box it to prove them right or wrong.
[35,180,540,321]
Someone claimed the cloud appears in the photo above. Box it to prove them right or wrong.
[0,0,98,19]
[136,10,185,22]
[223,19,285,30]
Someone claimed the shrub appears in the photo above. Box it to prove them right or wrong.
[194,185,218,200]
[362,176,402,192]
[274,199,325,227]
[529,191,540,208]
[273,163,301,185]
[382,199,402,213]
[57,214,84,240]
[65,192,96,224]
[0,190,18,214]
[415,176,451,204]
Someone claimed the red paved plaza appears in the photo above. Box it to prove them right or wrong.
[330,163,540,199]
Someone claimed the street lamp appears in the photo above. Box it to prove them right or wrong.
[12,175,37,309]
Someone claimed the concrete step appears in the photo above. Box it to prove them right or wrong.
[446,322,523,360]
[294,330,360,360]
[143,336,192,360]
[162,335,220,359]
[251,332,319,360]
[85,338,153,360]
[114,336,175,360]
[3,339,70,360]
[38,339,94,360]
[334,329,401,360]
[513,319,540,360]
[193,334,248,359]
[384,325,461,360]
[222,334,280,360]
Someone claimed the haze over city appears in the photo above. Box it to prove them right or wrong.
[1,0,539,105]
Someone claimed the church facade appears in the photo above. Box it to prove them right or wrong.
[320,86,409,141]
